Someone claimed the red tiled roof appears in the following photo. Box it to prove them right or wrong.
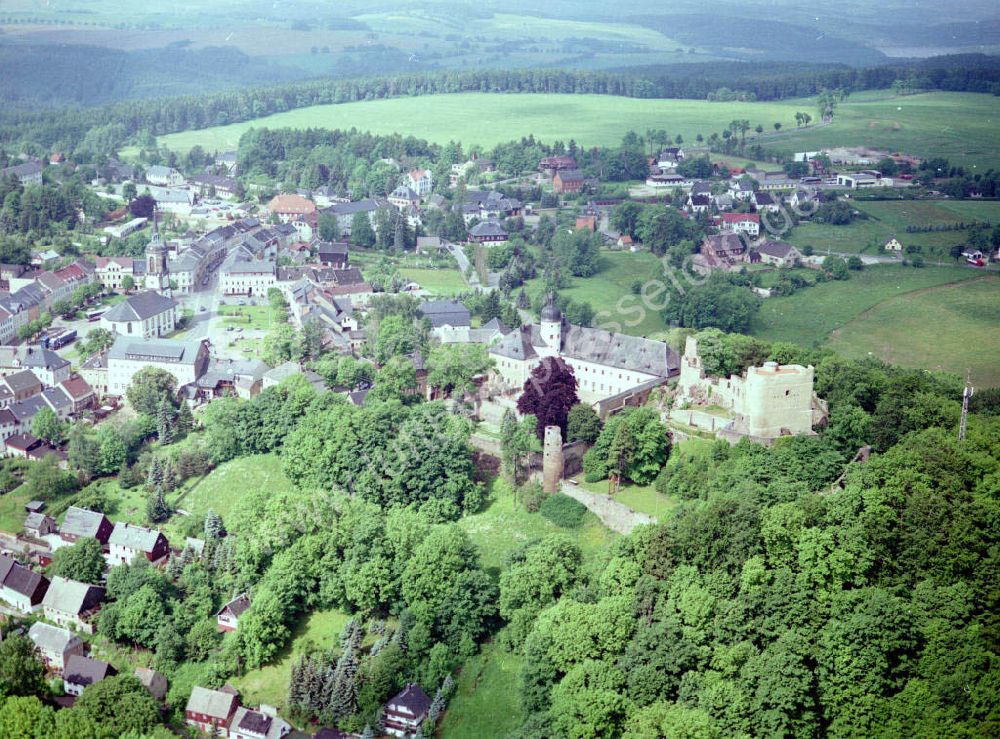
[267,194,316,214]
[95,257,133,269]
[721,212,760,224]
[59,375,93,400]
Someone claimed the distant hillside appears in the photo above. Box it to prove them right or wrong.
[632,15,889,66]
[0,42,309,106]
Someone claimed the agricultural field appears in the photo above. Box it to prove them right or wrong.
[788,199,1000,261]
[149,91,1000,171]
[751,264,1000,381]
[827,274,1000,387]
[151,93,807,153]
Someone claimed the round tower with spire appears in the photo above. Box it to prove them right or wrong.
[540,292,562,351]
[144,211,171,297]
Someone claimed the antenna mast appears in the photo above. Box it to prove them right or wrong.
[959,369,973,441]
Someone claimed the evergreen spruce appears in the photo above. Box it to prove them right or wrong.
[146,486,169,524]
[330,644,358,720]
[156,398,175,444]
[175,400,194,436]
[146,456,164,490]
[161,460,178,492]
[204,508,225,540]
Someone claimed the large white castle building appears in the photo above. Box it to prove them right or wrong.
[675,335,826,440]
[489,295,680,408]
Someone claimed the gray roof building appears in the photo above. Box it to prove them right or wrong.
[42,576,104,617]
[28,621,79,655]
[109,522,166,554]
[61,507,112,541]
[418,300,471,328]
[102,292,177,323]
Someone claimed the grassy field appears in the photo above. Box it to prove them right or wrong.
[524,250,672,338]
[773,91,1000,169]
[234,607,351,713]
[150,93,806,153]
[787,199,1000,260]
[440,642,525,739]
[176,453,295,521]
[580,479,676,519]
[399,267,467,295]
[827,274,1000,387]
[148,91,1000,169]
[460,477,616,576]
[751,264,1000,381]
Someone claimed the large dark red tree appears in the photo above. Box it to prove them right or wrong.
[517,356,579,439]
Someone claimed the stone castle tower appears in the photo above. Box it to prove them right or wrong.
[542,425,564,494]
[144,213,171,297]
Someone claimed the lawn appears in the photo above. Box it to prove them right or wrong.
[459,478,616,576]
[218,304,276,331]
[234,607,352,713]
[524,250,673,338]
[580,479,676,520]
[439,641,525,739]
[751,264,978,348]
[827,274,1000,387]
[399,267,468,295]
[175,453,295,521]
[0,484,42,534]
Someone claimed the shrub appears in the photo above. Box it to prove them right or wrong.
[522,481,546,513]
[539,494,587,528]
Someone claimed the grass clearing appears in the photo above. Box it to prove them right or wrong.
[524,250,672,337]
[460,478,616,576]
[234,607,351,713]
[399,267,468,295]
[439,641,525,739]
[751,264,978,348]
[580,479,676,520]
[177,453,295,522]
[827,274,1000,387]
[218,304,276,331]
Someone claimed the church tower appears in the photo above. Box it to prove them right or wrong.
[540,292,563,351]
[144,212,171,297]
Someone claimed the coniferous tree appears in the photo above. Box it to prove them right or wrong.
[204,509,225,540]
[146,487,169,524]
[175,401,194,436]
[146,457,164,490]
[156,398,175,444]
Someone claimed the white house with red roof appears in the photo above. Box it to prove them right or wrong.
[406,169,433,197]
[720,212,760,237]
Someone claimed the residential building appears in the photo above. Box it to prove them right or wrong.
[186,685,241,735]
[752,191,780,213]
[720,212,760,237]
[389,185,420,209]
[108,523,169,566]
[220,246,276,296]
[687,194,711,214]
[217,593,252,632]
[553,169,585,194]
[2,369,43,403]
[538,155,577,173]
[135,667,168,701]
[190,173,238,198]
[145,165,184,187]
[107,336,210,396]
[79,352,109,399]
[267,194,317,225]
[0,345,71,386]
[316,242,349,268]
[0,553,49,613]
[321,199,380,236]
[94,257,140,291]
[468,220,508,244]
[418,300,472,343]
[64,655,115,696]
[42,576,105,634]
[24,512,56,538]
[490,295,680,406]
[755,240,802,267]
[101,291,177,339]
[28,621,83,671]
[697,234,747,271]
[60,507,114,548]
[884,237,904,252]
[384,684,432,737]
[197,360,268,400]
[230,705,292,739]
[1,160,43,186]
[58,375,96,413]
[406,169,433,197]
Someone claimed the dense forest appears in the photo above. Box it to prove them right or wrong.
[2,55,999,156]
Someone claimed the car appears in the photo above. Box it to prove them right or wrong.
[238,299,246,306]
[199,306,207,312]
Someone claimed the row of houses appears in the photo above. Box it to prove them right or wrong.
[185,682,432,738]
[0,261,96,344]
